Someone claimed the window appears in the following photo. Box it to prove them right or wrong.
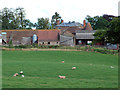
[48,42,50,44]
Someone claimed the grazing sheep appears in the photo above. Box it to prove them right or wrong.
[20,71,23,74]
[13,73,18,77]
[16,73,19,76]
[61,61,64,63]
[59,75,66,79]
[22,75,24,77]
[13,74,16,77]
[110,66,114,68]
[72,67,76,70]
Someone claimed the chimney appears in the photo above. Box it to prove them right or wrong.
[56,20,60,25]
[83,20,86,28]
[61,19,64,23]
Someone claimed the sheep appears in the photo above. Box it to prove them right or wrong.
[16,73,19,76]
[13,74,16,77]
[13,73,18,77]
[20,71,23,74]
[22,75,24,77]
[72,67,76,70]
[59,75,66,79]
[61,61,64,63]
[110,66,114,68]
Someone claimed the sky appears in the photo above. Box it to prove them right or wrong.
[0,0,119,23]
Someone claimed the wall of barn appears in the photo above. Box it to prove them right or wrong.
[38,41,59,45]
[60,35,74,46]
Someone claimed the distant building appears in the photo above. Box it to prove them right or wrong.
[1,20,99,46]
[38,30,60,45]
[1,30,60,46]
[58,20,95,46]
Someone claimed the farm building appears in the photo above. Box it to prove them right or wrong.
[1,20,97,46]
[38,30,60,45]
[1,30,60,46]
[58,20,96,46]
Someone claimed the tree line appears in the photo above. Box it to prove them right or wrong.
[1,7,62,30]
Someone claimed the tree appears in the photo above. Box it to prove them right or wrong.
[85,15,110,30]
[105,17,120,44]
[93,30,106,44]
[23,19,33,29]
[1,7,33,30]
[93,17,120,46]
[15,7,26,29]
[36,17,49,29]
[51,12,62,27]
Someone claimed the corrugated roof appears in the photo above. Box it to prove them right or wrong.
[76,30,96,33]
[56,22,82,27]
[76,33,95,39]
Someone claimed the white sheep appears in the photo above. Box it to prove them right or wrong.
[61,61,64,63]
[13,73,18,77]
[13,74,16,77]
[110,66,114,68]
[59,75,66,79]
[22,75,24,77]
[20,71,23,74]
[72,67,76,70]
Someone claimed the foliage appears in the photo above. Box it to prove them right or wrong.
[35,17,49,29]
[85,15,110,30]
[51,12,62,28]
[105,18,120,44]
[93,30,106,44]
[92,17,120,45]
[1,7,33,30]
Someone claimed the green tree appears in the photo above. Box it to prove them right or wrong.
[36,17,49,29]
[23,19,33,29]
[15,7,26,29]
[85,15,110,30]
[105,17,120,44]
[1,7,32,30]
[93,30,106,44]
[51,12,62,27]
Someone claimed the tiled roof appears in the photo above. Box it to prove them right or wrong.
[38,30,60,41]
[61,26,82,34]
[2,30,61,43]
[84,22,93,30]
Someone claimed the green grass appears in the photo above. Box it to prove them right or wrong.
[2,51,118,88]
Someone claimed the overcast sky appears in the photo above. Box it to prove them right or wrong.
[0,0,119,23]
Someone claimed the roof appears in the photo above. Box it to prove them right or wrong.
[76,30,96,33]
[75,30,96,39]
[62,31,74,37]
[2,30,60,42]
[56,22,82,27]
[38,30,60,41]
[76,33,95,39]
[61,26,82,35]
[4,30,38,41]
[84,22,93,30]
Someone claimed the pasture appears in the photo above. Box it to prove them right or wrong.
[2,50,118,88]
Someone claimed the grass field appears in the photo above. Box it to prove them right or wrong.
[2,50,118,88]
